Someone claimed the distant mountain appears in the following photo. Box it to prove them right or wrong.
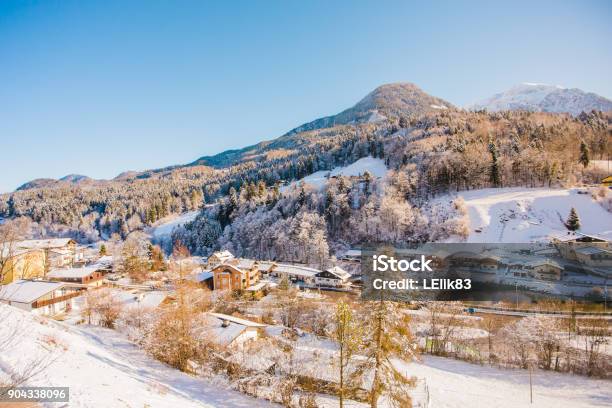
[59,174,91,183]
[285,82,454,136]
[192,83,454,167]
[18,174,93,191]
[469,83,612,115]
[16,178,59,191]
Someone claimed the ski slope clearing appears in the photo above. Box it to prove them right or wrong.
[151,210,199,238]
[439,187,612,243]
[397,356,612,408]
[285,156,388,191]
[0,305,269,408]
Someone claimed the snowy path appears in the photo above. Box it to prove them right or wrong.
[397,356,612,408]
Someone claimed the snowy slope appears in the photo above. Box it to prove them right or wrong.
[396,356,611,408]
[437,187,612,243]
[285,156,388,191]
[0,305,269,408]
[151,210,199,238]
[469,83,612,115]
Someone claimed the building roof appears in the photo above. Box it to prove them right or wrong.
[16,238,75,250]
[341,249,362,257]
[204,312,265,346]
[47,266,98,279]
[213,263,247,275]
[187,271,213,283]
[322,266,351,280]
[271,264,320,278]
[209,250,234,262]
[0,280,65,304]
[525,259,563,269]
[235,258,257,270]
[208,312,266,327]
[575,246,612,256]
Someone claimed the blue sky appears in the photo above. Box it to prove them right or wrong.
[0,0,610,192]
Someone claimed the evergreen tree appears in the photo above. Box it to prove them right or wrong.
[489,138,501,187]
[566,207,581,231]
[99,244,107,256]
[579,140,590,168]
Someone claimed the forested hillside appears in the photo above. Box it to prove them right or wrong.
[1,83,610,253]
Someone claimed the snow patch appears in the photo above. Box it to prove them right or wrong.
[435,187,612,243]
[285,156,388,191]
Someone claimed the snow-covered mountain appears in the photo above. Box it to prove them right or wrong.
[469,83,612,115]
[285,82,455,136]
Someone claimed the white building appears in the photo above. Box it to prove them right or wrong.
[314,266,352,287]
[204,312,266,348]
[0,280,78,315]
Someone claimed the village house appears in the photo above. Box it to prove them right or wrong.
[268,263,319,284]
[204,312,266,348]
[0,279,80,315]
[339,249,362,262]
[212,263,260,291]
[1,247,46,284]
[525,259,563,281]
[47,266,105,288]
[314,266,352,287]
[207,250,235,268]
[16,238,83,268]
[186,270,214,290]
[553,233,610,261]
[573,246,612,269]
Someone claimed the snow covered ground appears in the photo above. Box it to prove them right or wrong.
[0,305,270,408]
[151,210,199,238]
[438,187,612,243]
[397,356,612,408]
[284,156,388,191]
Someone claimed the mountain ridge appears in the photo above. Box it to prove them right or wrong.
[469,83,612,115]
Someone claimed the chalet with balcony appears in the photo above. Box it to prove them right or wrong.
[0,279,79,315]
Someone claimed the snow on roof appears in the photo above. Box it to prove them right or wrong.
[208,312,266,328]
[91,255,113,268]
[271,264,320,277]
[245,282,267,292]
[209,250,234,260]
[48,266,98,279]
[323,266,351,280]
[204,316,247,346]
[575,246,612,256]
[0,280,65,304]
[235,258,257,269]
[525,259,563,269]
[16,238,75,250]
[187,271,213,282]
[341,249,362,257]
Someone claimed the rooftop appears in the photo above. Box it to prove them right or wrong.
[0,280,65,304]
[48,266,99,279]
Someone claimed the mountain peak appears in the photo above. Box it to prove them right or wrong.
[285,82,454,135]
[470,83,612,115]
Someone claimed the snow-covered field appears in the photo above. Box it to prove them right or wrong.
[438,187,612,243]
[151,210,199,238]
[284,156,388,191]
[0,305,269,408]
[397,356,612,408]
